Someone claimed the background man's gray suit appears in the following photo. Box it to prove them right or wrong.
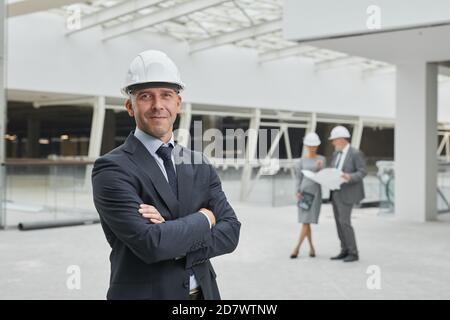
[331,146,367,256]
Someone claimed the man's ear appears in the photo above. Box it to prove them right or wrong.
[125,99,134,117]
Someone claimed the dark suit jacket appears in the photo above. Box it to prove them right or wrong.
[92,132,241,300]
[331,146,367,205]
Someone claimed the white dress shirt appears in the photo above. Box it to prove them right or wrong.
[134,127,176,179]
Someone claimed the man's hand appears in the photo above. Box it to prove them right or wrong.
[296,192,303,200]
[139,204,165,224]
[341,173,351,183]
[199,208,216,227]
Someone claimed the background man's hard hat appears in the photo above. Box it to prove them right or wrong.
[303,132,321,146]
[122,50,185,96]
[329,126,351,140]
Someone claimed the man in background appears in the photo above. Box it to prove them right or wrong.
[328,126,367,263]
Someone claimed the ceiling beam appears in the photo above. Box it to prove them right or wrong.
[189,19,281,53]
[67,0,165,35]
[102,0,229,40]
[439,65,450,77]
[314,55,365,71]
[258,45,317,63]
[33,97,96,108]
[8,0,88,18]
[361,65,395,77]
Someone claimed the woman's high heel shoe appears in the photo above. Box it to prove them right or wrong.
[290,250,299,259]
[309,251,316,258]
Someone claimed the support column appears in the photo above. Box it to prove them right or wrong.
[176,103,192,148]
[0,0,6,229]
[351,118,364,149]
[101,109,116,155]
[282,126,295,178]
[88,96,106,159]
[85,96,105,190]
[302,112,317,157]
[395,62,438,222]
[240,109,260,201]
[203,114,221,157]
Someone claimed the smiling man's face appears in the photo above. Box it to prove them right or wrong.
[126,87,182,143]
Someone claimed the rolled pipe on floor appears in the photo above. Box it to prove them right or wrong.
[18,218,100,231]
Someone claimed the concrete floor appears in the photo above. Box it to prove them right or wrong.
[1,202,450,300]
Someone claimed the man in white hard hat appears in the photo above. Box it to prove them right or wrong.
[328,125,366,262]
[92,50,241,300]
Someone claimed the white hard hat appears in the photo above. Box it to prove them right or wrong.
[303,132,321,146]
[122,50,185,96]
[329,126,351,140]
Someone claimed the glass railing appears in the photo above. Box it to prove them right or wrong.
[3,157,450,229]
[3,159,98,229]
[217,159,450,212]
[270,169,380,207]
[437,159,450,214]
[216,165,384,207]
[376,159,450,214]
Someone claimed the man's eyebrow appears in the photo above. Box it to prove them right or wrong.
[160,89,176,94]
[136,89,176,95]
[135,90,152,95]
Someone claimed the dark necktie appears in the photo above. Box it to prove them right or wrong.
[157,145,194,280]
[156,144,178,198]
[335,151,343,169]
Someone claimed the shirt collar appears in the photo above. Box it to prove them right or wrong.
[134,127,175,156]
[336,143,350,155]
[342,143,350,154]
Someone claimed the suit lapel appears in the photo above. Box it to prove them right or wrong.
[123,133,179,218]
[332,152,339,168]
[173,145,193,218]
[332,146,352,170]
[342,146,353,171]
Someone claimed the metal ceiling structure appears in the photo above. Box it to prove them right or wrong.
[8,0,450,79]
[40,0,395,71]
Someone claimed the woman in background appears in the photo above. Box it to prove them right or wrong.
[290,132,326,259]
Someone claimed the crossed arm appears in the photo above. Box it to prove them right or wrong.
[92,157,240,266]
[139,164,241,269]
[183,164,241,268]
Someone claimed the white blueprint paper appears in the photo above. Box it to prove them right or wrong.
[301,168,345,190]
